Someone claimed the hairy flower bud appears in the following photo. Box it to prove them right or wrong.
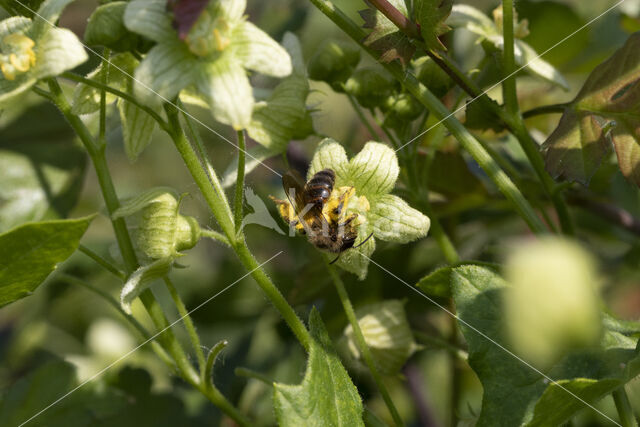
[343,300,420,375]
[344,67,395,109]
[307,40,360,92]
[413,56,453,98]
[504,237,601,368]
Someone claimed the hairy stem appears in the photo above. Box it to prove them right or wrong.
[613,387,638,427]
[522,103,569,119]
[166,105,312,351]
[323,255,404,427]
[501,0,518,116]
[78,244,126,280]
[234,130,246,235]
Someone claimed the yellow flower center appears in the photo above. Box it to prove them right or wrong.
[0,33,36,81]
[185,10,232,57]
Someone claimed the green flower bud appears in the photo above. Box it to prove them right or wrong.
[504,237,602,368]
[344,67,395,109]
[383,92,423,120]
[413,56,453,98]
[307,40,360,92]
[342,300,420,375]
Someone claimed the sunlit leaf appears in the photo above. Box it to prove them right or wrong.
[0,216,94,307]
[544,32,640,186]
[273,308,364,426]
[84,1,139,52]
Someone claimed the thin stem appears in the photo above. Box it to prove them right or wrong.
[57,273,175,368]
[164,277,206,372]
[201,228,231,245]
[78,244,126,280]
[46,78,199,385]
[568,194,640,236]
[234,130,246,235]
[413,331,468,360]
[234,367,273,385]
[308,0,547,234]
[613,387,638,427]
[99,49,111,147]
[345,93,382,139]
[166,104,311,351]
[61,71,168,131]
[368,0,420,39]
[501,0,519,116]
[323,255,404,427]
[522,103,569,119]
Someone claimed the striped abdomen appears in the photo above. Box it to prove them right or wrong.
[304,169,335,207]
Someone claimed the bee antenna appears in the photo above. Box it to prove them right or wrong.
[329,254,340,264]
[353,232,374,249]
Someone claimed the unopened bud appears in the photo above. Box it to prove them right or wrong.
[344,67,395,109]
[308,40,360,92]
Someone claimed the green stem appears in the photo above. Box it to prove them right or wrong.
[166,105,312,351]
[324,256,404,427]
[164,277,206,372]
[308,0,547,234]
[46,78,199,385]
[61,71,168,130]
[522,103,569,119]
[234,130,246,235]
[413,331,468,360]
[613,387,638,427]
[98,49,111,147]
[501,0,519,116]
[345,93,381,139]
[78,244,126,280]
[201,228,231,245]
[235,367,273,385]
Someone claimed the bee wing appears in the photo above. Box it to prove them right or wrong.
[282,170,306,213]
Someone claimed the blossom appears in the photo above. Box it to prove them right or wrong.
[304,138,430,279]
[124,0,292,130]
[0,0,88,104]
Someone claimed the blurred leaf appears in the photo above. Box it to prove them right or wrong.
[450,265,640,426]
[360,0,415,66]
[85,2,139,52]
[416,261,498,298]
[273,308,364,426]
[427,150,487,197]
[0,215,94,308]
[0,360,127,427]
[120,257,173,314]
[447,4,568,89]
[0,103,87,231]
[543,32,640,186]
[464,97,505,132]
[414,0,453,52]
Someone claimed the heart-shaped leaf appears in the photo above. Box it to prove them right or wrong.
[360,0,415,66]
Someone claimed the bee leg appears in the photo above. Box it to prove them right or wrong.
[353,232,374,249]
[339,214,358,227]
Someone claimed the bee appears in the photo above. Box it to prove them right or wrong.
[271,168,372,259]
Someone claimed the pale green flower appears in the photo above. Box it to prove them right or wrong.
[124,0,292,129]
[0,0,88,104]
[307,138,430,279]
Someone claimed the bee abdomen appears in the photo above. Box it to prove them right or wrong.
[304,169,335,206]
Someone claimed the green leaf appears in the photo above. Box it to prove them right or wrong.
[0,216,94,307]
[416,262,499,298]
[84,2,138,52]
[450,265,640,426]
[124,0,176,43]
[246,33,312,152]
[273,308,364,426]
[447,4,568,89]
[121,257,172,314]
[0,102,86,231]
[198,55,253,129]
[232,21,292,78]
[31,0,74,37]
[118,99,158,161]
[415,0,453,52]
[359,0,415,66]
[32,27,89,79]
[221,144,277,188]
[369,194,430,243]
[544,32,640,187]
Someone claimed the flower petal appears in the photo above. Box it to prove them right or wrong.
[0,17,31,38]
[308,138,350,184]
[232,21,292,77]
[348,142,399,198]
[121,257,172,314]
[369,194,430,243]
[124,0,176,43]
[197,57,253,129]
[33,27,88,78]
[219,0,246,22]
[334,235,375,280]
[133,40,198,106]
[31,0,74,36]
